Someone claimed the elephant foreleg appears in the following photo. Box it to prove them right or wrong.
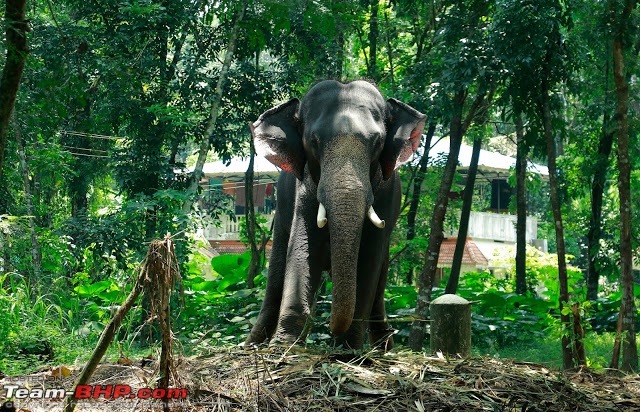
[274,179,327,342]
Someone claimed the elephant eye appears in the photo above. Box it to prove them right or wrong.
[310,135,320,151]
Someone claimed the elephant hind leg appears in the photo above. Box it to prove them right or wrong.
[368,252,394,351]
[245,213,289,346]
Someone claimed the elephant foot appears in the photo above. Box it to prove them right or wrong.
[272,313,313,346]
[245,323,274,347]
[369,325,396,352]
[370,332,395,352]
[334,326,366,350]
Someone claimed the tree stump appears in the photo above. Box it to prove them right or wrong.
[430,294,471,357]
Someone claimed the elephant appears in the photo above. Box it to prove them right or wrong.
[245,80,426,350]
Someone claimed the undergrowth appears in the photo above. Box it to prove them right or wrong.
[0,244,635,375]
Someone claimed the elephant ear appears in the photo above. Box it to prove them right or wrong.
[251,98,305,181]
[380,98,427,180]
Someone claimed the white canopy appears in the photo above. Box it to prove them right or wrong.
[427,137,549,176]
[194,135,548,180]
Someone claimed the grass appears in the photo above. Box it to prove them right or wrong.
[475,332,618,370]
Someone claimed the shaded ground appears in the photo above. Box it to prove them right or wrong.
[2,347,639,411]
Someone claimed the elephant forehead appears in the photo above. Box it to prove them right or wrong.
[307,107,384,140]
[302,81,386,116]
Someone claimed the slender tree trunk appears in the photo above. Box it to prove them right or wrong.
[331,0,344,79]
[610,309,624,369]
[182,2,246,214]
[445,136,481,294]
[245,138,258,289]
[515,112,528,295]
[610,0,637,372]
[409,85,490,350]
[0,0,29,184]
[383,6,396,94]
[586,52,614,301]
[14,117,41,285]
[586,113,614,300]
[409,90,466,351]
[367,0,378,81]
[541,79,585,369]
[405,122,436,284]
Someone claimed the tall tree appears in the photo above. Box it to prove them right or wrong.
[445,135,482,294]
[446,88,493,294]
[0,0,28,186]
[367,0,379,81]
[541,70,577,369]
[182,1,246,214]
[409,85,489,350]
[409,0,494,350]
[567,0,617,301]
[492,0,585,368]
[585,112,615,300]
[514,112,528,295]
[405,122,436,284]
[609,0,637,372]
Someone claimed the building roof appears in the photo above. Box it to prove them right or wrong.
[200,155,280,175]
[437,237,489,267]
[194,135,548,182]
[427,137,548,180]
[192,155,280,183]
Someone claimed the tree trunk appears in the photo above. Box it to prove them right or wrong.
[515,112,528,295]
[405,122,436,284]
[182,2,246,214]
[409,85,490,350]
[409,90,466,351]
[445,136,481,294]
[14,116,41,285]
[585,113,614,300]
[331,0,344,79]
[541,78,585,369]
[586,51,614,301]
[245,138,258,289]
[367,0,378,81]
[0,0,29,184]
[610,0,637,372]
[383,7,396,94]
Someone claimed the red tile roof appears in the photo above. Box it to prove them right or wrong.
[437,237,488,267]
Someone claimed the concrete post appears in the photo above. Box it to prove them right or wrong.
[430,294,471,357]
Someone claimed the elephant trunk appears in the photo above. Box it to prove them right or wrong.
[318,140,372,336]
[325,191,365,335]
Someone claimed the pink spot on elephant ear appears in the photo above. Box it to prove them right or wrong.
[279,162,294,173]
[410,123,424,152]
[264,153,293,172]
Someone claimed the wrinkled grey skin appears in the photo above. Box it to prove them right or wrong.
[246,80,426,350]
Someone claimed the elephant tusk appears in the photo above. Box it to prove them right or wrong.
[317,203,328,228]
[367,206,385,229]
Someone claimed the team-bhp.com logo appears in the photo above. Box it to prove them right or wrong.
[3,384,188,401]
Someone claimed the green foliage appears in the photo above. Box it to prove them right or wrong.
[177,251,266,349]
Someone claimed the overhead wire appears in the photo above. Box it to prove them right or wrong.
[59,145,111,154]
[58,131,276,185]
[62,151,111,158]
[59,130,125,140]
